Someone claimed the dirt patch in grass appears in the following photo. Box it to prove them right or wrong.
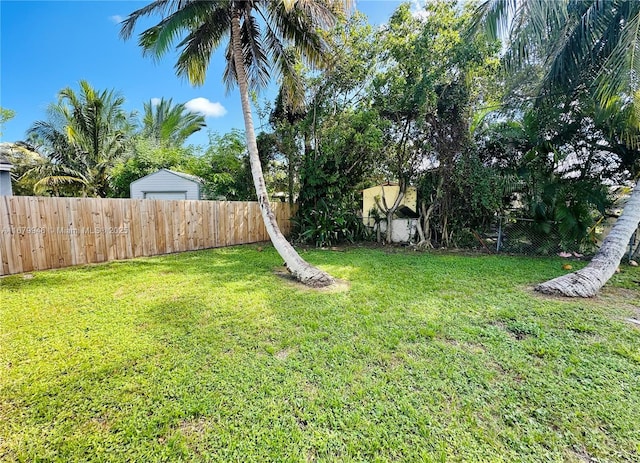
[178,417,209,438]
[274,348,295,360]
[527,284,640,329]
[443,337,487,354]
[599,286,640,304]
[88,415,110,432]
[526,284,638,306]
[584,288,640,328]
[272,267,350,293]
[566,446,598,462]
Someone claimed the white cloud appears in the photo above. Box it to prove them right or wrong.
[185,98,227,118]
[150,97,162,106]
[109,15,123,24]
[410,0,429,21]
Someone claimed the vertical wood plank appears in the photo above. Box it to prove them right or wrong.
[121,199,134,259]
[44,198,55,270]
[72,198,88,266]
[186,200,195,250]
[2,196,21,274]
[81,198,96,264]
[0,196,10,275]
[130,199,143,257]
[155,200,165,255]
[22,197,39,271]
[27,197,45,270]
[214,201,221,247]
[94,199,107,263]
[201,202,211,248]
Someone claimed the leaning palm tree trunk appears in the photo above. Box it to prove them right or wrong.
[536,180,640,297]
[230,13,334,287]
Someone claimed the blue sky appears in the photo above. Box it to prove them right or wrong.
[1,0,408,148]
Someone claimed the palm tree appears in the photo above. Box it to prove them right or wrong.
[140,98,205,146]
[27,80,133,197]
[120,0,349,287]
[473,0,640,297]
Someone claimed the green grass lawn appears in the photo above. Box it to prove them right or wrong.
[1,245,639,462]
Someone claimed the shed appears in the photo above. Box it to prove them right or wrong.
[0,146,13,196]
[362,183,418,227]
[130,169,204,200]
[362,183,419,243]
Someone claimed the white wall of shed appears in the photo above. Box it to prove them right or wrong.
[130,170,200,199]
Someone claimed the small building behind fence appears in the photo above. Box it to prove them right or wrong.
[130,169,204,200]
[362,183,418,243]
[0,148,13,196]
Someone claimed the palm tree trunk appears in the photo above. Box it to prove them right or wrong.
[230,12,334,287]
[535,180,640,297]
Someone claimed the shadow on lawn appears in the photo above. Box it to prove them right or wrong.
[0,246,277,291]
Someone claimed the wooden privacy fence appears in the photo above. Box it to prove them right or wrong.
[0,196,294,276]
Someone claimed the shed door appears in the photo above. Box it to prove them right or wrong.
[144,192,187,200]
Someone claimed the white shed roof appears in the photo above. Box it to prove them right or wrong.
[130,168,204,186]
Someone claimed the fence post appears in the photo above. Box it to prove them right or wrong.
[497,216,503,253]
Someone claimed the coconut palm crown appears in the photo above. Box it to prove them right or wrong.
[120,0,346,97]
[27,80,132,197]
[473,0,640,108]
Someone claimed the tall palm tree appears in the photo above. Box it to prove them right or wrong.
[473,0,640,297]
[141,98,206,146]
[121,0,349,287]
[27,80,133,197]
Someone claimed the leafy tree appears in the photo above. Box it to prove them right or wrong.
[110,137,199,197]
[373,1,500,245]
[0,107,15,137]
[191,130,266,201]
[260,88,307,207]
[0,141,50,196]
[475,99,618,255]
[474,0,640,296]
[26,81,133,197]
[294,108,384,246]
[269,14,385,246]
[121,0,351,287]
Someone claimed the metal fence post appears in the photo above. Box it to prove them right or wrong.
[497,216,503,253]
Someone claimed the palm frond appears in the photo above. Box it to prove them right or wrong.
[597,4,640,104]
[241,12,270,91]
[265,0,333,71]
[468,0,518,41]
[120,0,175,40]
[124,0,348,93]
[175,3,231,85]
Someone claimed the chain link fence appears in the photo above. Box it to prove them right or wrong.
[480,215,640,259]
[493,216,589,256]
[362,212,640,259]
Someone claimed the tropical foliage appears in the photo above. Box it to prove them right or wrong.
[109,138,199,198]
[472,0,640,295]
[25,81,132,197]
[139,98,205,146]
[0,107,15,137]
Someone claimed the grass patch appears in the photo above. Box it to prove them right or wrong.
[1,245,639,462]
